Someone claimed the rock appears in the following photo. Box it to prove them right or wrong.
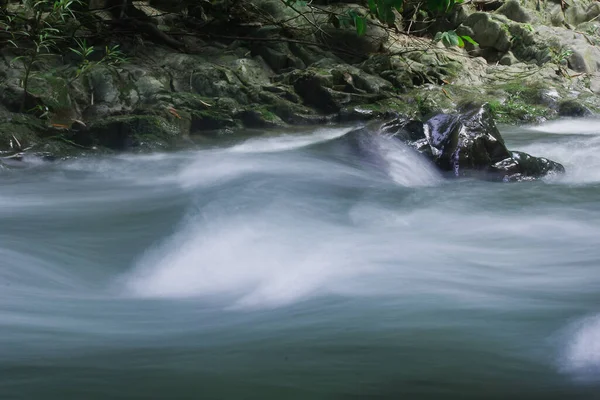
[558,99,593,117]
[458,12,512,53]
[235,109,285,128]
[498,151,565,182]
[318,5,388,56]
[590,73,600,95]
[498,51,519,66]
[422,105,511,175]
[496,0,533,23]
[87,66,120,104]
[87,115,179,150]
[279,67,386,115]
[251,41,305,73]
[523,25,600,73]
[383,104,565,181]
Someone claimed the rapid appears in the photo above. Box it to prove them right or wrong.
[1,120,600,399]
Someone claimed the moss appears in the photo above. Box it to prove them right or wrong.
[171,92,219,110]
[487,98,550,124]
[27,73,72,112]
[258,108,277,122]
[357,103,384,112]
[497,81,547,104]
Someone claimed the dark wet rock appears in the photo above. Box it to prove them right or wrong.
[422,105,511,175]
[421,105,565,180]
[492,151,565,182]
[279,66,390,115]
[378,104,565,181]
[235,109,285,128]
[558,100,593,117]
[87,115,179,150]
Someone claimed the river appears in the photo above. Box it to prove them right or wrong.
[1,119,600,399]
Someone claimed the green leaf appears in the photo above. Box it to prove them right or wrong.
[461,35,478,46]
[368,0,377,14]
[456,35,464,48]
[391,0,404,12]
[355,16,366,36]
[440,30,460,47]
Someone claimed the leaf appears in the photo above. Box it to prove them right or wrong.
[440,30,460,47]
[456,35,464,48]
[368,0,377,14]
[461,35,478,46]
[391,0,404,12]
[385,9,396,26]
[355,16,366,36]
[167,107,181,119]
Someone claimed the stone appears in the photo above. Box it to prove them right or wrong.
[558,99,593,117]
[590,73,600,95]
[389,104,565,181]
[87,115,179,150]
[458,12,512,53]
[498,52,519,66]
[496,0,533,23]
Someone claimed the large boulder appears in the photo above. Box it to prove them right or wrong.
[458,12,512,53]
[382,104,565,181]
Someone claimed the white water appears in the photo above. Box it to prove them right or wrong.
[2,120,600,399]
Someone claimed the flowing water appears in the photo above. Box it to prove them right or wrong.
[1,119,600,399]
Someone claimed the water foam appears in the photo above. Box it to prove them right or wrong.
[519,134,600,184]
[529,118,600,135]
[376,136,441,187]
[121,207,387,309]
[229,128,352,154]
[560,315,600,381]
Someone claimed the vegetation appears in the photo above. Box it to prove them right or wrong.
[0,0,478,118]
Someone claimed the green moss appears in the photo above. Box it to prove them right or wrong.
[357,103,384,112]
[28,73,72,112]
[258,109,277,122]
[487,97,550,124]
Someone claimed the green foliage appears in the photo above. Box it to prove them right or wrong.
[330,9,368,36]
[367,0,403,26]
[69,39,127,82]
[3,0,81,110]
[434,30,478,48]
[1,0,126,113]
[285,0,470,47]
[550,47,573,64]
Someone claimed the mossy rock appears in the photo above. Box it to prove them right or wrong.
[558,99,593,117]
[189,109,240,132]
[87,115,179,150]
[236,108,285,128]
[0,113,45,151]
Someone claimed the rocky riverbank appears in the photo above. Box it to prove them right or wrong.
[0,0,599,173]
